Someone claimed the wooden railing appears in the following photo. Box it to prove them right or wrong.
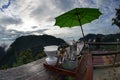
[86,42,120,66]
[82,54,93,80]
[87,42,120,45]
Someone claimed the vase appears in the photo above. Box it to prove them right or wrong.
[44,45,58,65]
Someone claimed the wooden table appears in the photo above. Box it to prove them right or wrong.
[43,54,93,80]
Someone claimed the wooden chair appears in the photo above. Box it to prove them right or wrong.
[43,53,93,80]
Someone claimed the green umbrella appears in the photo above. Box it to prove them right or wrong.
[55,8,102,42]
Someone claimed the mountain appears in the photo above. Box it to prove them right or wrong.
[0,35,67,68]
[9,34,66,54]
[0,46,6,61]
[79,33,120,42]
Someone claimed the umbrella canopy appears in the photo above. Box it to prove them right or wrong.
[55,8,102,42]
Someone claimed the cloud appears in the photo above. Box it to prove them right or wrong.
[0,0,120,44]
[30,0,57,22]
[31,26,38,29]
[0,25,6,34]
[1,0,11,9]
[30,0,75,23]
[6,28,48,37]
[0,0,16,12]
[0,26,48,45]
[30,0,120,39]
[0,16,23,26]
[43,26,83,40]
[30,4,49,21]
[53,0,75,11]
[66,0,120,36]
[0,25,15,44]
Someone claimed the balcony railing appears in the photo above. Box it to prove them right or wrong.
[86,42,120,67]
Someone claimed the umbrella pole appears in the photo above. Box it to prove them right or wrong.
[77,15,85,43]
[79,21,85,43]
[79,21,85,40]
[75,8,85,43]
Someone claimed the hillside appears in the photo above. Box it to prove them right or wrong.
[79,33,120,42]
[0,35,66,69]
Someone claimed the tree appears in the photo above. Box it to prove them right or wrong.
[35,51,46,60]
[13,49,34,67]
[112,6,120,29]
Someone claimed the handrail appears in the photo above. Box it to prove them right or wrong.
[91,51,120,56]
[83,54,93,80]
[86,42,120,45]
[86,42,120,66]
[91,50,120,66]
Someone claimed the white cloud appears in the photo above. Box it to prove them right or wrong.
[0,16,22,26]
[44,26,83,41]
[0,0,120,44]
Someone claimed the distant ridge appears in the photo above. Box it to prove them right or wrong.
[0,34,66,68]
[79,33,120,42]
[10,34,66,53]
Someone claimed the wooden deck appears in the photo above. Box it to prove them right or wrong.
[91,51,120,66]
[0,42,120,80]
[0,54,120,80]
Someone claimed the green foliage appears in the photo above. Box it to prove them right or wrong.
[64,76,73,80]
[0,35,66,69]
[80,33,120,42]
[10,35,66,54]
[0,47,46,69]
[35,51,46,60]
[112,6,120,29]
[0,65,9,70]
[100,45,120,51]
[13,49,34,67]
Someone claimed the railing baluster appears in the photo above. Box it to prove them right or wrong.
[113,54,117,66]
[86,42,120,66]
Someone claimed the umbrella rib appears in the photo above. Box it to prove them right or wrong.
[59,14,76,27]
[56,15,69,26]
[69,17,74,27]
[86,13,101,18]
[81,14,100,24]
[60,15,72,27]
[84,16,93,22]
[55,8,102,29]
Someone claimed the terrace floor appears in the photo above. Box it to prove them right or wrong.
[93,55,120,80]
[0,55,120,80]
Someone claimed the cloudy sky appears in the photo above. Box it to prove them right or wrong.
[0,0,120,45]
